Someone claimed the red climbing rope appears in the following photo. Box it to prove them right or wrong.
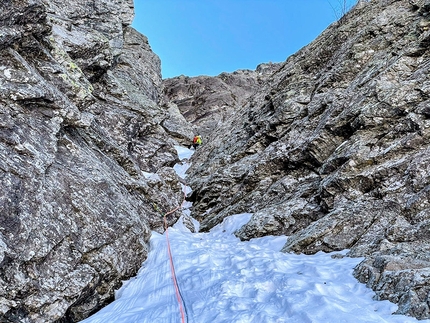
[163,186,188,323]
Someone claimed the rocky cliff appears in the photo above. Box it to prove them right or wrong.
[162,63,281,139]
[172,0,430,319]
[0,1,191,322]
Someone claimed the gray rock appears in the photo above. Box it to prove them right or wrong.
[162,64,281,140]
[0,0,49,49]
[0,0,192,322]
[161,102,195,145]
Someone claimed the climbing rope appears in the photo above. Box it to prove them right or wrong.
[161,185,189,323]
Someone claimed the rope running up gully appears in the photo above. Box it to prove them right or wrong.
[162,186,188,323]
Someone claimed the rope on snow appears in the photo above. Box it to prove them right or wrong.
[162,185,189,323]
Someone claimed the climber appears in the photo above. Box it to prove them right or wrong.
[192,135,202,149]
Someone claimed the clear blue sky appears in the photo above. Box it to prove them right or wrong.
[132,1,357,79]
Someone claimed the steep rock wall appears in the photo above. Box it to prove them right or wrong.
[162,63,281,139]
[0,1,190,322]
[185,0,430,319]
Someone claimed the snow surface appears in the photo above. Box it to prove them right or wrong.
[81,147,430,323]
[174,145,194,161]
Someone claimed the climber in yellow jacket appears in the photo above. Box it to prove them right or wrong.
[192,135,202,149]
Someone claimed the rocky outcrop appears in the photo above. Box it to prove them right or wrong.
[0,1,190,322]
[185,0,430,319]
[162,63,281,139]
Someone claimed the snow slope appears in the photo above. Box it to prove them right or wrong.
[81,147,429,323]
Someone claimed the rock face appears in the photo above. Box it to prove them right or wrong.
[162,63,281,139]
[0,1,190,322]
[183,0,430,319]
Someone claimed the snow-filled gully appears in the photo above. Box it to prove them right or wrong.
[82,147,429,323]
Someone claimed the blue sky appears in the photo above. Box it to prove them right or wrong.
[132,1,357,79]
